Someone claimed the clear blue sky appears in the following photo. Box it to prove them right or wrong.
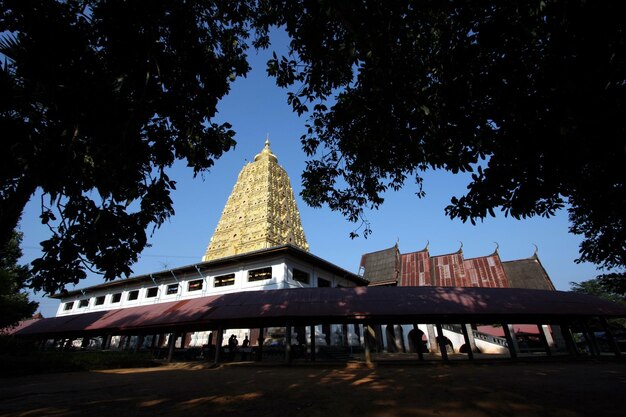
[18,30,610,317]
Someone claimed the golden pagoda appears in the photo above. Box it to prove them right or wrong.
[202,139,309,262]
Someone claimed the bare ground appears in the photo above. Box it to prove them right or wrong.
[1,358,626,417]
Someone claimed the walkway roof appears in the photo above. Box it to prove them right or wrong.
[11,286,626,338]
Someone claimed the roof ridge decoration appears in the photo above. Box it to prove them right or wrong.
[202,138,309,262]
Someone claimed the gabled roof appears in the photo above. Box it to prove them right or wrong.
[359,245,400,285]
[502,254,556,291]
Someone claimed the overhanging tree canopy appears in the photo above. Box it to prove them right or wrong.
[2,1,624,294]
[0,0,265,293]
[262,0,626,272]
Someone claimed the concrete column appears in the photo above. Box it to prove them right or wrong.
[435,324,448,361]
[342,324,350,347]
[551,325,567,352]
[256,327,264,362]
[285,323,292,364]
[214,327,224,365]
[393,325,405,352]
[587,326,601,355]
[81,337,90,349]
[502,324,518,359]
[309,325,316,362]
[559,323,579,356]
[537,324,552,356]
[364,324,374,365]
[461,324,474,360]
[134,334,145,353]
[124,335,133,351]
[412,324,424,361]
[599,316,622,356]
[103,334,112,350]
[167,333,177,362]
[427,324,438,353]
[463,324,478,353]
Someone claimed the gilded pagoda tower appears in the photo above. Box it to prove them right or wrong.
[202,139,309,262]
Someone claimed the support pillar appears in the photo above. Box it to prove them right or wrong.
[167,333,177,362]
[123,335,132,351]
[599,316,622,356]
[559,323,579,356]
[364,324,374,366]
[461,324,474,360]
[81,337,90,349]
[214,327,224,365]
[309,325,316,362]
[134,334,145,353]
[285,323,292,364]
[427,324,438,353]
[502,324,518,359]
[587,326,601,356]
[435,324,448,361]
[413,324,424,361]
[256,327,264,361]
[551,326,567,352]
[537,324,552,356]
[103,334,112,350]
[342,324,350,347]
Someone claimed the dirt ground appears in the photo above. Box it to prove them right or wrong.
[1,358,626,417]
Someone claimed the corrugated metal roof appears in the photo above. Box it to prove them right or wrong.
[11,287,626,338]
[463,254,509,288]
[400,250,431,286]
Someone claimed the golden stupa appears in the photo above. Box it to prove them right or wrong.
[202,139,309,262]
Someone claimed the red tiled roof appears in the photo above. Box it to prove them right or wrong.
[10,287,626,338]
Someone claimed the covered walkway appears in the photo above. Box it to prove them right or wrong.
[10,286,626,364]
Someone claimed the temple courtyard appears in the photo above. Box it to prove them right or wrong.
[1,358,625,417]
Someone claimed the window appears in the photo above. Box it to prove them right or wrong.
[127,290,139,301]
[79,299,89,308]
[293,269,310,284]
[317,278,331,287]
[95,296,105,305]
[146,287,158,298]
[248,267,272,282]
[214,273,235,287]
[111,293,122,303]
[63,302,74,311]
[188,279,203,292]
[166,283,179,295]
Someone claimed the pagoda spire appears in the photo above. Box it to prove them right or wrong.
[202,138,309,262]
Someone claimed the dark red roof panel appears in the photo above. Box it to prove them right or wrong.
[400,250,431,286]
[11,286,626,337]
[463,254,509,288]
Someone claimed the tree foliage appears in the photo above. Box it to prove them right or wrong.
[2,1,625,295]
[570,273,626,304]
[0,229,37,330]
[264,1,626,269]
[0,0,265,293]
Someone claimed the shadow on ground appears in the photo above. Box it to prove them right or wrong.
[1,360,625,417]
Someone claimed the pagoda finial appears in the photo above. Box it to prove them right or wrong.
[254,135,277,163]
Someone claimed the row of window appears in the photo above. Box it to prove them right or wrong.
[62,267,323,312]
